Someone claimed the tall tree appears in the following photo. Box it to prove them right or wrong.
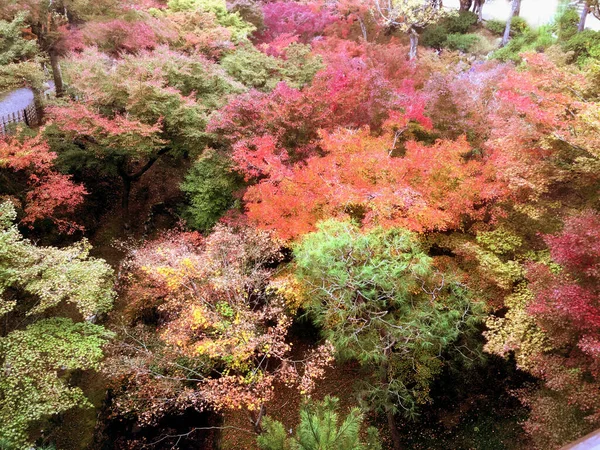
[0,201,115,448]
[294,220,484,450]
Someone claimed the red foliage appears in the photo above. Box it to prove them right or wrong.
[80,20,160,55]
[522,212,600,441]
[0,135,86,232]
[242,115,505,240]
[256,2,338,44]
[48,103,164,158]
[209,46,428,176]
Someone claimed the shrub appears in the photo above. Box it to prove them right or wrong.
[444,33,481,52]
[485,19,506,36]
[445,10,478,34]
[563,29,600,65]
[422,11,478,50]
[554,6,579,41]
[486,16,528,39]
[511,16,530,36]
[422,24,449,49]
[493,26,555,62]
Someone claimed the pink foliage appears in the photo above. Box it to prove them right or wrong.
[80,20,165,55]
[0,135,86,233]
[256,1,338,44]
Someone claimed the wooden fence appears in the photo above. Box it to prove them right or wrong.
[0,103,39,136]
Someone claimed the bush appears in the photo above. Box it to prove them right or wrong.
[554,6,579,41]
[422,24,449,49]
[445,11,478,34]
[493,26,555,63]
[485,19,506,36]
[422,11,479,50]
[444,33,481,52]
[511,16,530,36]
[486,16,529,38]
[563,29,600,65]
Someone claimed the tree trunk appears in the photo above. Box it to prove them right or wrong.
[386,409,403,450]
[48,49,64,98]
[408,28,419,60]
[502,0,521,46]
[579,1,590,32]
[121,176,132,230]
[475,0,484,22]
[459,0,472,11]
[250,404,265,433]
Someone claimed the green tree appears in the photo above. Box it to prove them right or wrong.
[0,201,115,449]
[257,396,381,450]
[180,149,244,232]
[294,220,484,450]
[0,13,38,65]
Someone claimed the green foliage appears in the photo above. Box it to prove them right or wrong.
[0,318,113,449]
[485,16,529,39]
[554,6,579,41]
[422,24,448,49]
[563,29,600,66]
[493,26,555,62]
[0,12,38,65]
[0,60,45,92]
[444,33,481,52]
[167,0,255,40]
[485,19,506,36]
[294,220,484,416]
[221,43,323,90]
[221,45,280,90]
[445,11,478,34]
[257,396,381,450]
[0,202,115,318]
[422,11,478,50]
[181,150,244,231]
[510,17,530,36]
[0,201,115,448]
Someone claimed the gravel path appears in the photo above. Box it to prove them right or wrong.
[0,88,34,117]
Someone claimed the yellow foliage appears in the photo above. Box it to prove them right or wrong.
[484,283,550,371]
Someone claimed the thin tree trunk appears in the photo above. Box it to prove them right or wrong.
[476,0,485,22]
[121,176,132,230]
[459,0,472,11]
[49,49,64,98]
[502,0,521,46]
[386,409,403,450]
[117,146,171,230]
[579,1,590,32]
[409,28,419,60]
[250,404,265,433]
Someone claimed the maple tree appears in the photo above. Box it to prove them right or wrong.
[0,133,87,232]
[47,103,165,228]
[107,227,333,432]
[371,0,446,59]
[0,200,115,448]
[239,113,504,240]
